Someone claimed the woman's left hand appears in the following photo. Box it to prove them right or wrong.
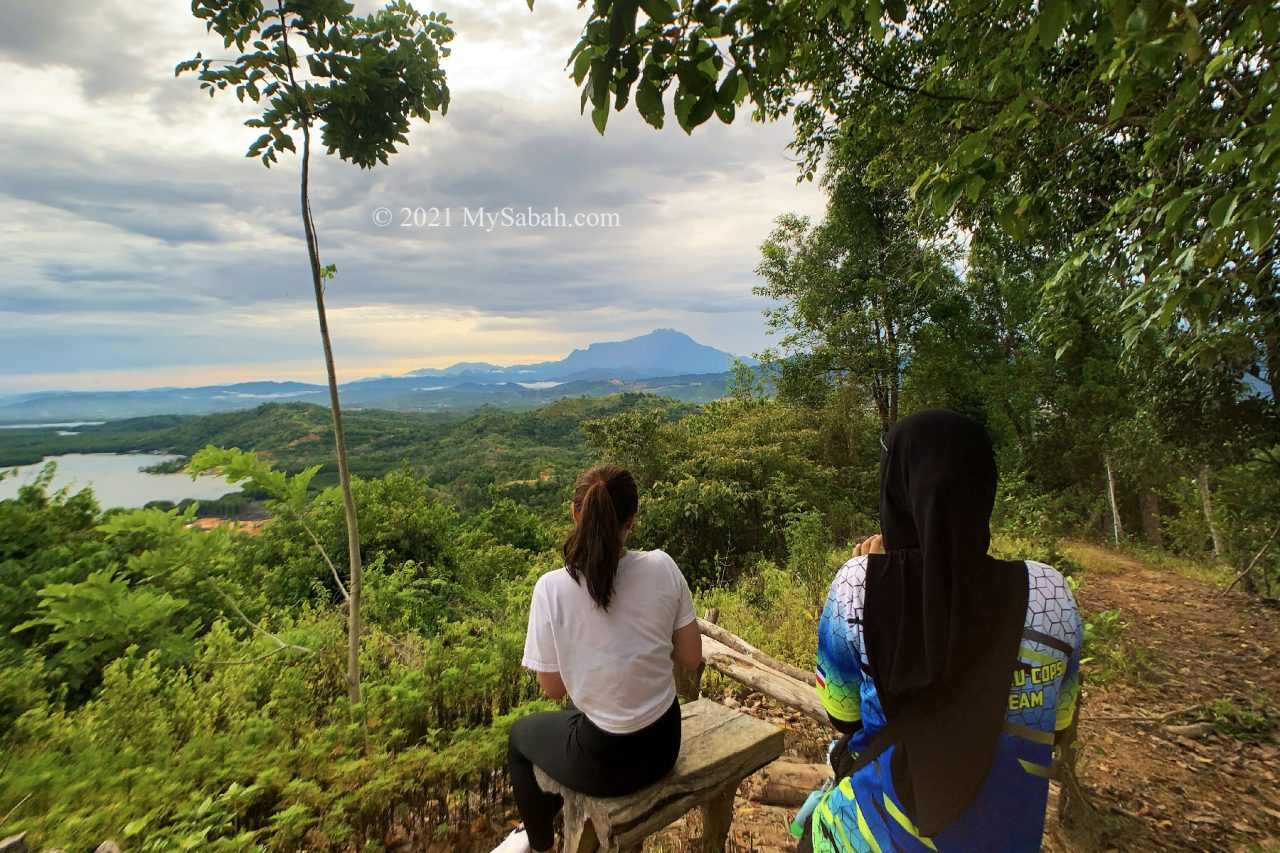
[853,534,885,557]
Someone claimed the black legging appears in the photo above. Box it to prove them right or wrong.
[507,698,681,851]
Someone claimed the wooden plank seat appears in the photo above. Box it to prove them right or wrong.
[533,698,784,852]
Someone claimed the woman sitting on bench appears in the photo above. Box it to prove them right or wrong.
[802,409,1081,852]
[495,465,703,853]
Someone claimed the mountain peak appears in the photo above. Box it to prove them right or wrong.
[406,329,752,382]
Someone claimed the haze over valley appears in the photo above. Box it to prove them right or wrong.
[0,329,751,423]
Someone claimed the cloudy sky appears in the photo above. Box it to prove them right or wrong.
[0,0,824,394]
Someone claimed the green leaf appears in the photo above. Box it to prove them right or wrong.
[674,84,695,130]
[591,103,609,134]
[1207,191,1238,228]
[1038,0,1068,48]
[932,173,967,218]
[590,57,610,107]
[1109,77,1133,122]
[716,69,739,106]
[1159,193,1190,227]
[1203,51,1231,83]
[1244,217,1272,254]
[636,77,665,128]
[885,0,906,24]
[685,94,716,131]
[639,0,676,25]
[1125,7,1148,38]
[572,47,593,86]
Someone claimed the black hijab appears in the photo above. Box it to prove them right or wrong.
[862,409,1028,836]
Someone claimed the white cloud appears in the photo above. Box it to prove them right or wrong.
[0,0,824,393]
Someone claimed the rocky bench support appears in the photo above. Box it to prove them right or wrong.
[533,699,784,852]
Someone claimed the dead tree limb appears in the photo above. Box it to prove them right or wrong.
[0,794,30,826]
[701,635,827,723]
[697,618,817,687]
[294,514,350,601]
[1089,704,1203,722]
[1222,518,1280,595]
[207,581,314,655]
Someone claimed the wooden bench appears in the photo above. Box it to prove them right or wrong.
[533,698,784,852]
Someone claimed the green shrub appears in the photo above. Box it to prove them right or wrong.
[697,559,823,672]
[784,510,835,601]
[1196,695,1275,742]
[587,400,860,587]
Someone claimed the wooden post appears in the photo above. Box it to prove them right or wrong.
[699,780,739,852]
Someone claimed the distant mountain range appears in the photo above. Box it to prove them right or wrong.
[394,328,747,382]
[0,329,753,423]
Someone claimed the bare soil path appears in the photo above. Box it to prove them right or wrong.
[1050,543,1280,853]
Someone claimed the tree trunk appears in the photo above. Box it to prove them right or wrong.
[1105,455,1123,545]
[1138,488,1163,548]
[887,322,900,426]
[1197,465,1227,564]
[1257,246,1278,404]
[300,123,364,704]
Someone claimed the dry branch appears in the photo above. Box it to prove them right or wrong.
[1089,704,1202,723]
[701,634,827,724]
[1222,518,1280,595]
[296,515,350,601]
[207,581,314,655]
[697,618,817,686]
[0,795,30,827]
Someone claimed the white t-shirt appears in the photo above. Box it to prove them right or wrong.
[522,548,697,734]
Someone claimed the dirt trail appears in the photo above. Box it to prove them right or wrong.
[1053,543,1280,852]
[650,543,1280,852]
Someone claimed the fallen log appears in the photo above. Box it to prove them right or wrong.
[753,761,831,807]
[697,618,817,687]
[701,634,827,724]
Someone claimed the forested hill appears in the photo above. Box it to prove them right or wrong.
[0,393,697,501]
[4,386,1276,850]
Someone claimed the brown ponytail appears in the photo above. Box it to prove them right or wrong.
[562,465,638,610]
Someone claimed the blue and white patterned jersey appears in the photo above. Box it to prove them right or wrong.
[812,556,1081,852]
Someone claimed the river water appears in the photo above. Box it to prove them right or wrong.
[0,453,236,508]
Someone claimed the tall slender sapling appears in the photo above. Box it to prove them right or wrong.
[177,0,453,702]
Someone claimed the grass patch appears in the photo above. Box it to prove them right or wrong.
[991,534,1085,576]
[1061,541,1139,575]
[1081,608,1160,687]
[1061,539,1234,587]
[1171,695,1277,742]
[694,560,822,698]
[1123,543,1236,587]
